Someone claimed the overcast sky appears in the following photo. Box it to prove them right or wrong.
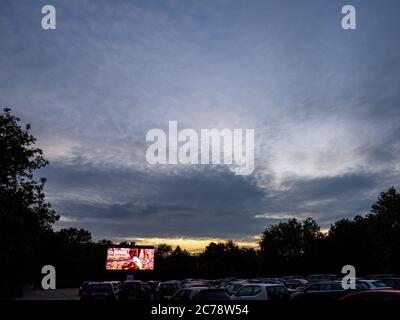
[1,0,400,247]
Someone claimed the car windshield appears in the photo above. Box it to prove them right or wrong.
[226,283,242,294]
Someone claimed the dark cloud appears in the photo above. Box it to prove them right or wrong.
[43,164,266,238]
[2,0,400,241]
[258,171,400,227]
[43,162,400,240]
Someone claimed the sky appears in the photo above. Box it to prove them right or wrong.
[1,0,400,252]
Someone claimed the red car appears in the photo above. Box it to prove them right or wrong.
[340,290,400,302]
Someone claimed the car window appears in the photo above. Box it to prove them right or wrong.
[234,284,243,291]
[317,283,331,291]
[307,284,320,291]
[88,284,113,293]
[267,286,281,296]
[356,282,369,290]
[237,286,258,296]
[332,283,344,290]
[381,279,395,286]
[225,284,234,292]
[274,286,288,294]
[236,286,254,296]
[251,286,262,295]
[373,281,388,288]
[123,282,141,290]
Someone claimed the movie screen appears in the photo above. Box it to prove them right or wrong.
[106,247,154,271]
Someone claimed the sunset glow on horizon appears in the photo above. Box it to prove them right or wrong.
[115,237,261,254]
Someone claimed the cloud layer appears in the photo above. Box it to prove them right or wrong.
[1,0,400,241]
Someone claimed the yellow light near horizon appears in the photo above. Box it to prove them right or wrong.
[120,237,259,254]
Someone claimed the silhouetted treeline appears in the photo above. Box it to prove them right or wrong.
[31,186,400,288]
[259,187,400,276]
[1,108,400,297]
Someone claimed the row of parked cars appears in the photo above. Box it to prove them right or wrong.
[79,274,400,302]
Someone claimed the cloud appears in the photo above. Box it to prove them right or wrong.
[43,163,266,239]
[2,0,400,242]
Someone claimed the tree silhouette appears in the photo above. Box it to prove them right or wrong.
[0,108,58,297]
[368,187,400,272]
[259,218,324,275]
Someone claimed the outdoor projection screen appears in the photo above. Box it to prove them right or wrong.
[106,247,154,271]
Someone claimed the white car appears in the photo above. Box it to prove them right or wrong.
[231,283,289,301]
[358,279,392,290]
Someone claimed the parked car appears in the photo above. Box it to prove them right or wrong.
[231,284,289,302]
[147,280,160,293]
[340,290,400,302]
[365,274,398,279]
[378,278,400,290]
[109,281,121,291]
[283,275,305,280]
[224,281,247,295]
[196,288,231,301]
[357,279,391,290]
[258,278,285,284]
[285,278,308,292]
[118,280,151,300]
[154,281,180,300]
[209,279,228,288]
[172,287,231,301]
[78,281,94,296]
[80,282,118,300]
[182,281,210,288]
[291,281,368,302]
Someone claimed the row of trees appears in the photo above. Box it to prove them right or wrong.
[259,189,400,276]
[1,108,400,297]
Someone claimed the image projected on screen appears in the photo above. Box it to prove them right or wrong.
[106,247,154,271]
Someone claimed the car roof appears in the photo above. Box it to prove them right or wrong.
[88,282,112,286]
[308,280,340,284]
[183,286,209,291]
[242,283,284,287]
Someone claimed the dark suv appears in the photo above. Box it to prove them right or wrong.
[291,281,368,302]
[80,282,118,300]
[118,280,152,300]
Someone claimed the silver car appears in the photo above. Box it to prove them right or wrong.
[231,283,289,301]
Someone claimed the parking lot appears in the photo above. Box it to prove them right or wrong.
[19,274,399,302]
[17,288,80,300]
